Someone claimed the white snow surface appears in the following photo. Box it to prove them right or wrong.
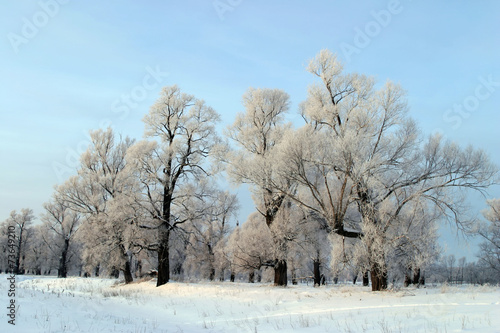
[1,274,499,332]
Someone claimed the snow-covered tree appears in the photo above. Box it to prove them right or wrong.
[476,198,500,275]
[225,212,274,282]
[23,225,47,275]
[126,85,221,286]
[183,181,238,281]
[277,49,498,290]
[57,127,138,282]
[25,224,58,275]
[41,193,82,278]
[225,87,293,285]
[297,211,331,286]
[2,209,35,274]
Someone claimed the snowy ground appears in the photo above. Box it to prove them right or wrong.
[0,274,499,333]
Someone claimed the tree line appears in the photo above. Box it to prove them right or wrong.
[1,50,499,290]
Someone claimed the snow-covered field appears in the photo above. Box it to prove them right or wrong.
[1,274,499,333]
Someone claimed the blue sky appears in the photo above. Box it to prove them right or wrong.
[1,0,499,260]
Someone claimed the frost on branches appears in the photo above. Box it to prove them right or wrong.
[275,50,497,290]
[126,85,221,287]
[476,198,500,276]
[225,87,295,286]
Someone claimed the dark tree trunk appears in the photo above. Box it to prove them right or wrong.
[157,184,173,287]
[230,272,235,282]
[404,274,411,287]
[249,271,255,283]
[353,275,358,285]
[15,228,24,275]
[20,255,26,275]
[219,269,224,282]
[137,260,142,278]
[412,268,421,285]
[110,268,120,279]
[274,259,287,286]
[265,194,288,287]
[118,246,133,284]
[362,271,369,286]
[123,259,134,284]
[207,243,215,281]
[370,262,388,291]
[58,238,70,278]
[157,224,171,287]
[313,260,321,287]
[95,263,100,277]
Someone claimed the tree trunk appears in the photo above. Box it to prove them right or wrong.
[157,185,172,287]
[137,260,142,278]
[119,245,134,284]
[274,259,287,286]
[123,258,134,284]
[412,268,421,286]
[248,271,255,283]
[15,228,24,275]
[207,243,215,281]
[362,271,369,286]
[404,274,411,287]
[313,260,321,287]
[95,263,100,277]
[353,275,358,285]
[370,262,388,291]
[110,268,120,279]
[230,272,235,282]
[157,225,171,286]
[58,238,70,278]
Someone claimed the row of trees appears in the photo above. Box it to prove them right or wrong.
[1,50,498,290]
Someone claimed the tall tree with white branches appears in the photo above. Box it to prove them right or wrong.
[57,127,137,282]
[225,87,294,286]
[126,85,221,286]
[276,50,498,290]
